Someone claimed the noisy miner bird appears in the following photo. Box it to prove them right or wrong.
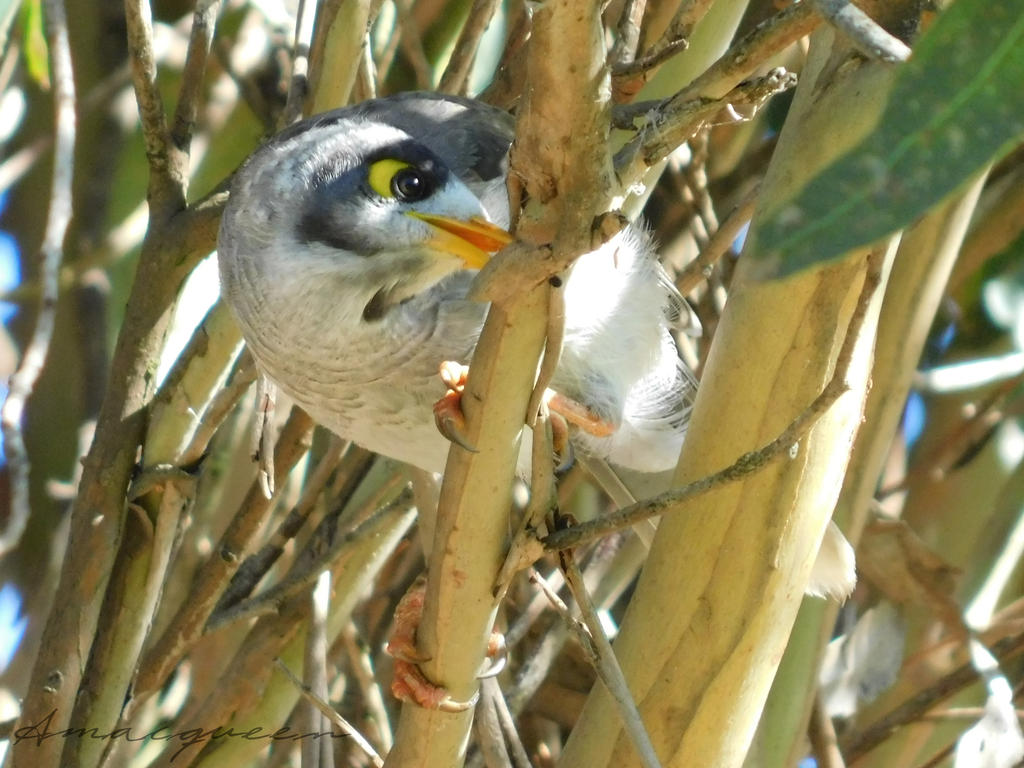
[217,93,855,694]
[218,92,695,477]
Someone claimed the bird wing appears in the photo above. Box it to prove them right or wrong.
[623,335,695,430]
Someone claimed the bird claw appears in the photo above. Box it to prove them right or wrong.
[391,660,480,712]
[433,362,478,452]
[477,634,508,679]
[433,392,478,453]
[387,581,457,710]
[548,411,572,469]
[386,579,505,712]
[386,579,430,661]
[434,362,613,457]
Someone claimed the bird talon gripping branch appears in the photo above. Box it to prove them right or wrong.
[391,662,479,712]
[385,580,502,711]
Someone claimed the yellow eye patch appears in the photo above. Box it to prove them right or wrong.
[367,158,413,198]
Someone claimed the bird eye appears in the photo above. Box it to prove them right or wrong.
[391,167,431,202]
[366,158,435,203]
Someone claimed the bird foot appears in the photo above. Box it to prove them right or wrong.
[543,390,616,438]
[386,580,505,712]
[548,411,571,465]
[433,361,614,456]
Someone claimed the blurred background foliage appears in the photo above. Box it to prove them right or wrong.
[0,0,1022,766]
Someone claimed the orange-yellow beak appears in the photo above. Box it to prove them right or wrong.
[408,212,514,269]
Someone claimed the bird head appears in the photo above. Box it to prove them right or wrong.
[219,100,515,324]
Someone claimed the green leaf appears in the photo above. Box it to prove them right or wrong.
[19,0,50,89]
[754,0,1024,277]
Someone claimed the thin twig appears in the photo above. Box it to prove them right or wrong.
[526,276,567,427]
[302,571,334,767]
[475,681,514,768]
[809,694,847,768]
[683,131,717,243]
[395,0,433,90]
[494,404,556,597]
[483,677,534,768]
[373,4,403,88]
[530,568,576,622]
[0,136,51,194]
[610,0,647,69]
[212,37,277,133]
[280,0,317,127]
[356,32,377,101]
[308,0,374,113]
[206,487,415,632]
[214,436,346,613]
[877,374,1021,497]
[124,0,182,210]
[171,0,222,157]
[614,68,797,190]
[476,0,533,110]
[610,0,708,97]
[810,0,911,63]
[503,537,642,721]
[439,0,501,95]
[0,0,74,556]
[560,554,663,768]
[275,659,385,768]
[682,1,818,99]
[506,566,566,649]
[666,0,716,41]
[179,349,257,466]
[340,623,393,752]
[544,249,884,552]
[133,408,315,701]
[611,36,688,79]
[676,183,759,294]
[920,707,1024,722]
[532,565,659,768]
[840,627,1024,761]
[0,36,19,93]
